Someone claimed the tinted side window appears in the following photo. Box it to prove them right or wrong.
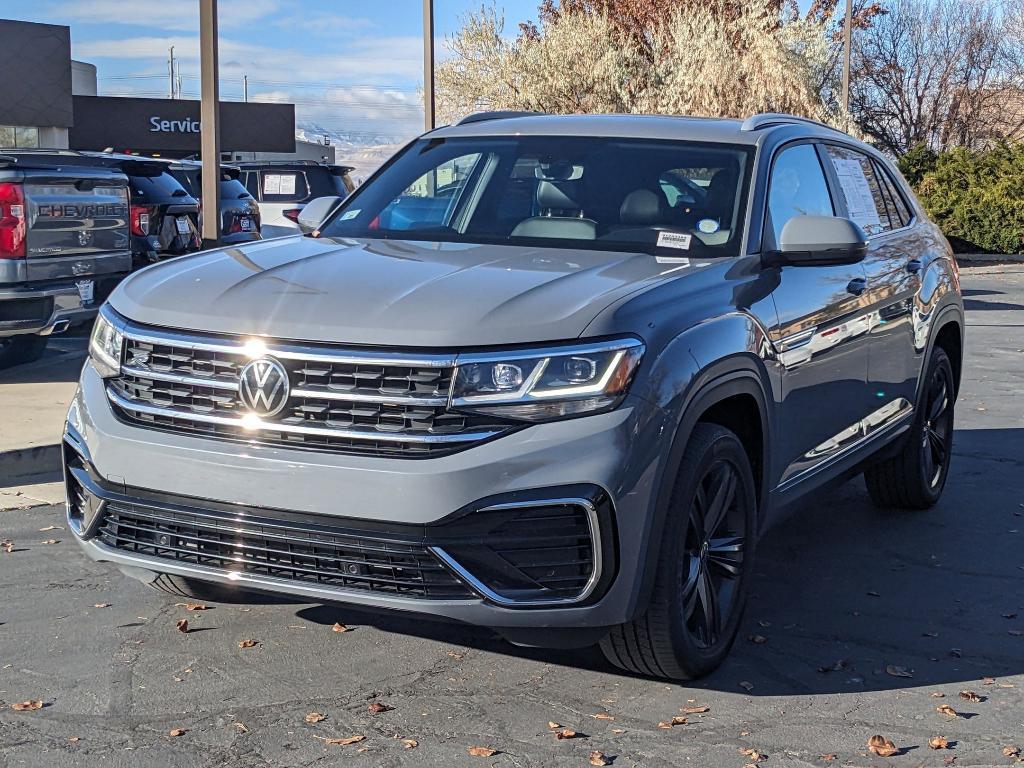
[127,172,192,203]
[220,178,252,200]
[824,145,892,235]
[242,171,259,197]
[872,160,912,227]
[768,144,835,246]
[307,169,345,197]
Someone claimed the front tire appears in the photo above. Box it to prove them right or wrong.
[600,423,757,680]
[864,347,955,510]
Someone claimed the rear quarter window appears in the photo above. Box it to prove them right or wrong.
[128,172,192,203]
[220,178,252,200]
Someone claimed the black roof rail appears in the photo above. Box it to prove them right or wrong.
[740,113,841,133]
[456,110,545,126]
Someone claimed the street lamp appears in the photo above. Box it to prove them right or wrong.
[841,0,852,130]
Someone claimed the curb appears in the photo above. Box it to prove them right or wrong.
[956,253,1024,264]
[0,444,62,487]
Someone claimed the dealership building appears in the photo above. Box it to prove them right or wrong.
[0,18,334,162]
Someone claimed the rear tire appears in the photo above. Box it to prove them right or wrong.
[864,348,955,510]
[0,335,48,369]
[600,423,757,680]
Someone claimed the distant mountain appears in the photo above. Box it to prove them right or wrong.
[296,123,406,184]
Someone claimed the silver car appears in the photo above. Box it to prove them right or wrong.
[64,112,963,680]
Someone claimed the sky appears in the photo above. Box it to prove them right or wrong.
[0,0,542,144]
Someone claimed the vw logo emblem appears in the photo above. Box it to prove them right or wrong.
[238,357,290,418]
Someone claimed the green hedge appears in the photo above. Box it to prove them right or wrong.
[898,142,1024,254]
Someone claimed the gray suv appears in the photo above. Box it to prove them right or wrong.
[64,113,963,680]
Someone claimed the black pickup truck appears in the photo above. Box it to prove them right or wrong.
[0,151,131,368]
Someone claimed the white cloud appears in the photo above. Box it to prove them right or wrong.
[52,0,283,32]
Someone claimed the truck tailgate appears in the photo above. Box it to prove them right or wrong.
[24,171,130,281]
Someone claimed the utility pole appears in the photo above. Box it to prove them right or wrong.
[841,0,852,131]
[168,45,175,99]
[199,0,221,245]
[243,74,248,102]
[422,0,435,131]
[175,60,182,99]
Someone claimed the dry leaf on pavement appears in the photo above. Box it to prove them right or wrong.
[331,622,351,633]
[175,603,210,611]
[681,705,710,714]
[39,539,59,545]
[958,690,983,703]
[169,728,188,737]
[547,721,561,729]
[867,735,899,757]
[592,712,614,720]
[305,712,326,723]
[175,619,189,633]
[10,700,43,711]
[554,728,579,739]
[368,702,393,714]
[740,747,767,761]
[931,691,946,698]
[238,639,258,648]
[315,734,365,745]
[820,754,837,761]
[589,751,612,766]
[39,526,62,532]
[929,736,950,749]
[1003,746,1021,758]
[885,664,913,678]
[401,739,418,749]
[936,704,959,718]
[93,603,110,608]
[468,746,499,757]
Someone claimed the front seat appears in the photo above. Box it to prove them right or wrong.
[511,180,597,240]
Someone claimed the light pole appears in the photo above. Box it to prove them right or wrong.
[841,0,852,130]
[199,0,221,245]
[423,0,435,131]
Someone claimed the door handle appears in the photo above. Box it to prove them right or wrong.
[846,277,867,296]
[906,259,923,274]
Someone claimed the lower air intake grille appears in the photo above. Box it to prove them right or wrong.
[96,502,475,600]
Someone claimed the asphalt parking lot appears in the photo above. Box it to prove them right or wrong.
[1,265,1022,767]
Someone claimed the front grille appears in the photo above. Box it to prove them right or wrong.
[106,323,512,457]
[96,501,475,599]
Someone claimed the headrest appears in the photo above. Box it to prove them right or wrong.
[619,189,666,225]
[537,179,582,211]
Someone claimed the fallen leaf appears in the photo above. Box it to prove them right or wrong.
[175,603,210,611]
[40,539,59,545]
[740,747,767,761]
[2,539,13,553]
[447,650,463,659]
[402,739,418,749]
[175,619,189,633]
[10,700,43,711]
[368,702,393,714]
[238,639,258,648]
[315,734,365,746]
[983,677,996,685]
[681,705,710,714]
[93,603,110,608]
[589,751,612,766]
[929,736,950,749]
[234,722,248,733]
[886,664,913,678]
[958,690,983,703]
[931,691,946,698]
[657,721,673,729]
[868,735,899,757]
[68,736,80,742]
[936,704,959,718]
[554,728,579,739]
[611,728,625,734]
[169,728,188,737]
[39,526,62,532]
[592,712,615,720]
[739,681,754,692]
[819,754,837,761]
[331,622,351,633]
[547,721,561,729]
[305,712,326,723]
[748,634,768,644]
[1001,746,1020,758]
[468,746,499,757]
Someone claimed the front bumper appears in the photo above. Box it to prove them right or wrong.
[66,361,668,633]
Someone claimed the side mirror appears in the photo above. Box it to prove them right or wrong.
[765,215,868,267]
[296,196,344,234]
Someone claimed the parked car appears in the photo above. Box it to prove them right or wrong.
[0,150,131,368]
[77,153,200,267]
[163,160,262,244]
[235,160,353,235]
[64,113,964,680]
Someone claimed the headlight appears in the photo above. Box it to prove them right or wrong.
[88,306,124,378]
[451,338,644,421]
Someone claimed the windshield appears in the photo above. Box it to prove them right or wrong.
[319,136,752,256]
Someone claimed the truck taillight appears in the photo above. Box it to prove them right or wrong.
[130,204,150,236]
[0,182,27,260]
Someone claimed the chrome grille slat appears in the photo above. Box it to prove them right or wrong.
[108,321,510,457]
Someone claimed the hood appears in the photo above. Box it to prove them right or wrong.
[109,235,707,347]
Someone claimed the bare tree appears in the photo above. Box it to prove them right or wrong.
[851,0,1022,153]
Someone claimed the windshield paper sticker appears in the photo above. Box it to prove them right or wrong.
[340,209,360,221]
[830,157,882,232]
[657,231,692,250]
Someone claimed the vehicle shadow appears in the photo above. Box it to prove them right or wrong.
[296,426,1024,693]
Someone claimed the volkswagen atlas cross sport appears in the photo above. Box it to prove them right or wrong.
[65,112,963,680]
